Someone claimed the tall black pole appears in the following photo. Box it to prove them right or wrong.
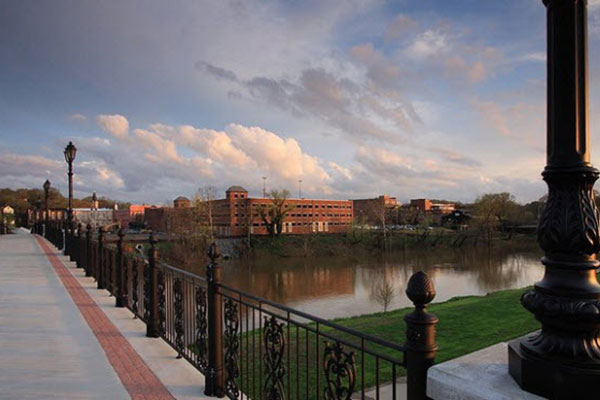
[508,1,600,398]
[43,180,50,235]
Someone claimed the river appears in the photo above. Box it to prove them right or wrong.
[219,240,544,320]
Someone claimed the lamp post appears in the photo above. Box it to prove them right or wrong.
[298,179,302,199]
[508,1,600,398]
[43,179,50,237]
[64,141,77,256]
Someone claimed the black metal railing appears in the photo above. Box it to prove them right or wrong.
[43,227,438,400]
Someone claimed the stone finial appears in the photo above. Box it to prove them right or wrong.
[406,271,436,308]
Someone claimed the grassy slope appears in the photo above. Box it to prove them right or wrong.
[333,286,539,364]
[233,287,539,398]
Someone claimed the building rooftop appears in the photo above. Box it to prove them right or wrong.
[226,185,248,192]
[174,196,190,201]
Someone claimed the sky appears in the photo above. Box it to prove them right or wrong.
[1,0,600,205]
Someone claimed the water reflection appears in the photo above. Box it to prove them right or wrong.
[221,241,544,320]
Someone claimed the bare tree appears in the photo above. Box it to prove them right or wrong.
[193,186,217,240]
[371,276,395,312]
[257,189,295,236]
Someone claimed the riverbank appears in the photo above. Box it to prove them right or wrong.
[248,230,537,258]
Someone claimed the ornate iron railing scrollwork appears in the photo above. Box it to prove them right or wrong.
[223,298,240,399]
[132,260,139,318]
[143,262,151,322]
[323,341,357,400]
[158,269,166,336]
[174,277,184,358]
[264,314,285,400]
[195,286,208,371]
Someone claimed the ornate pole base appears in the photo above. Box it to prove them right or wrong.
[509,337,600,399]
[508,167,600,399]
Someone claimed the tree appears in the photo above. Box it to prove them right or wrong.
[162,186,217,271]
[193,186,217,241]
[371,277,395,312]
[473,192,518,244]
[257,190,295,237]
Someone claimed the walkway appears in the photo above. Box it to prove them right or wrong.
[0,230,207,399]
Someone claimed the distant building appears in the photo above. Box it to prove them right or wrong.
[173,196,191,209]
[353,195,401,226]
[441,210,471,230]
[73,208,113,228]
[145,186,354,236]
[407,199,457,225]
[114,204,150,228]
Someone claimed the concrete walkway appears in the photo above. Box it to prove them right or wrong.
[0,230,208,399]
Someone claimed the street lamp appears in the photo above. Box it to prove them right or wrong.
[64,141,77,255]
[508,1,600,398]
[43,179,50,237]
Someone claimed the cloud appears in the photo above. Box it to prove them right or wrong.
[178,125,253,168]
[195,61,238,81]
[96,114,129,139]
[384,14,419,42]
[68,113,88,123]
[406,29,449,60]
[133,128,182,164]
[200,62,419,143]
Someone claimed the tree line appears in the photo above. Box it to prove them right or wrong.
[0,187,130,217]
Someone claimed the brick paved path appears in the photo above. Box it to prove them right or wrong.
[0,231,205,399]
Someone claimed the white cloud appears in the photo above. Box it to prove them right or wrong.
[406,30,449,60]
[96,114,129,139]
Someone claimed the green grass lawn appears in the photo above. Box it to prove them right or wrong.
[230,286,539,399]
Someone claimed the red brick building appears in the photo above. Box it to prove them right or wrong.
[353,195,400,226]
[146,186,353,236]
[214,186,353,236]
[407,199,456,225]
[114,204,150,228]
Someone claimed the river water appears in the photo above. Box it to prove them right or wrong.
[219,240,544,320]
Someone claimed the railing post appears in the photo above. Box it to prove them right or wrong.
[404,271,438,400]
[204,242,224,397]
[97,227,105,290]
[85,224,92,277]
[75,223,82,268]
[146,232,160,338]
[115,228,126,307]
[64,224,70,256]
[59,221,64,250]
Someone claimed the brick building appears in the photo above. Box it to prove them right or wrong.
[146,186,354,237]
[173,196,191,209]
[406,199,456,225]
[114,204,149,228]
[353,195,400,226]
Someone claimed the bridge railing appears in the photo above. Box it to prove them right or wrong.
[62,227,439,400]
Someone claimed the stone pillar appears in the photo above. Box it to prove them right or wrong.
[508,1,600,398]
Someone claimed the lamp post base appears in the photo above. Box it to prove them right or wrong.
[508,337,600,400]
